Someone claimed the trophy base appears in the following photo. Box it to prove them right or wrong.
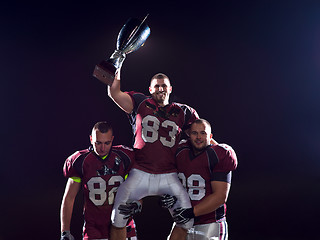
[93,60,117,86]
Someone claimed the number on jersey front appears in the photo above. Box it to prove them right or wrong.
[87,176,124,206]
[178,173,205,201]
[141,115,179,147]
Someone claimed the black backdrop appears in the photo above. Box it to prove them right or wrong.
[1,1,319,239]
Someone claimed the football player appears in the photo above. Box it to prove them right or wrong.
[171,118,238,239]
[108,70,199,240]
[60,121,137,240]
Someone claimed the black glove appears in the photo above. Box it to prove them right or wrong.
[173,207,195,224]
[159,194,177,209]
[118,200,142,219]
[60,231,74,240]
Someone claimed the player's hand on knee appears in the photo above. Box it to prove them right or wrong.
[60,231,74,240]
[118,200,142,219]
[159,194,177,209]
[173,207,195,224]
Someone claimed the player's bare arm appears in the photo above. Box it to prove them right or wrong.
[107,69,134,114]
[193,181,230,217]
[60,178,81,232]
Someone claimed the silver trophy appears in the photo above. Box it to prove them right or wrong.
[93,15,150,85]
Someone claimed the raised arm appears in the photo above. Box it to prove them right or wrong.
[107,69,134,114]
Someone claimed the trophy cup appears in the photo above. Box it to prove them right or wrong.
[93,15,150,86]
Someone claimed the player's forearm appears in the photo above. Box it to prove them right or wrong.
[193,193,227,217]
[108,70,121,99]
[107,70,133,113]
[60,199,75,232]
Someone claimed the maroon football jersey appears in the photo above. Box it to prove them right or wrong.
[63,145,136,239]
[176,141,238,225]
[127,91,199,174]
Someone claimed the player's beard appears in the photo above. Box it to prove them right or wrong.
[153,92,168,105]
[191,139,207,155]
[193,145,206,154]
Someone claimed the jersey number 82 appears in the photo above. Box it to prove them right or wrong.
[87,176,124,206]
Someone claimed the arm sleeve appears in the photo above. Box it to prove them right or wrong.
[182,105,200,131]
[63,151,83,178]
[211,144,238,183]
[214,144,238,172]
[212,171,232,183]
[126,91,147,112]
[113,145,135,174]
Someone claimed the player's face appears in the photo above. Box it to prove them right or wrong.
[190,122,212,153]
[90,130,114,157]
[149,78,172,106]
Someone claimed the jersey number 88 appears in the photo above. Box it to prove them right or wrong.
[178,173,206,201]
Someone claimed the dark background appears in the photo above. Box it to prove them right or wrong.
[1,1,319,239]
